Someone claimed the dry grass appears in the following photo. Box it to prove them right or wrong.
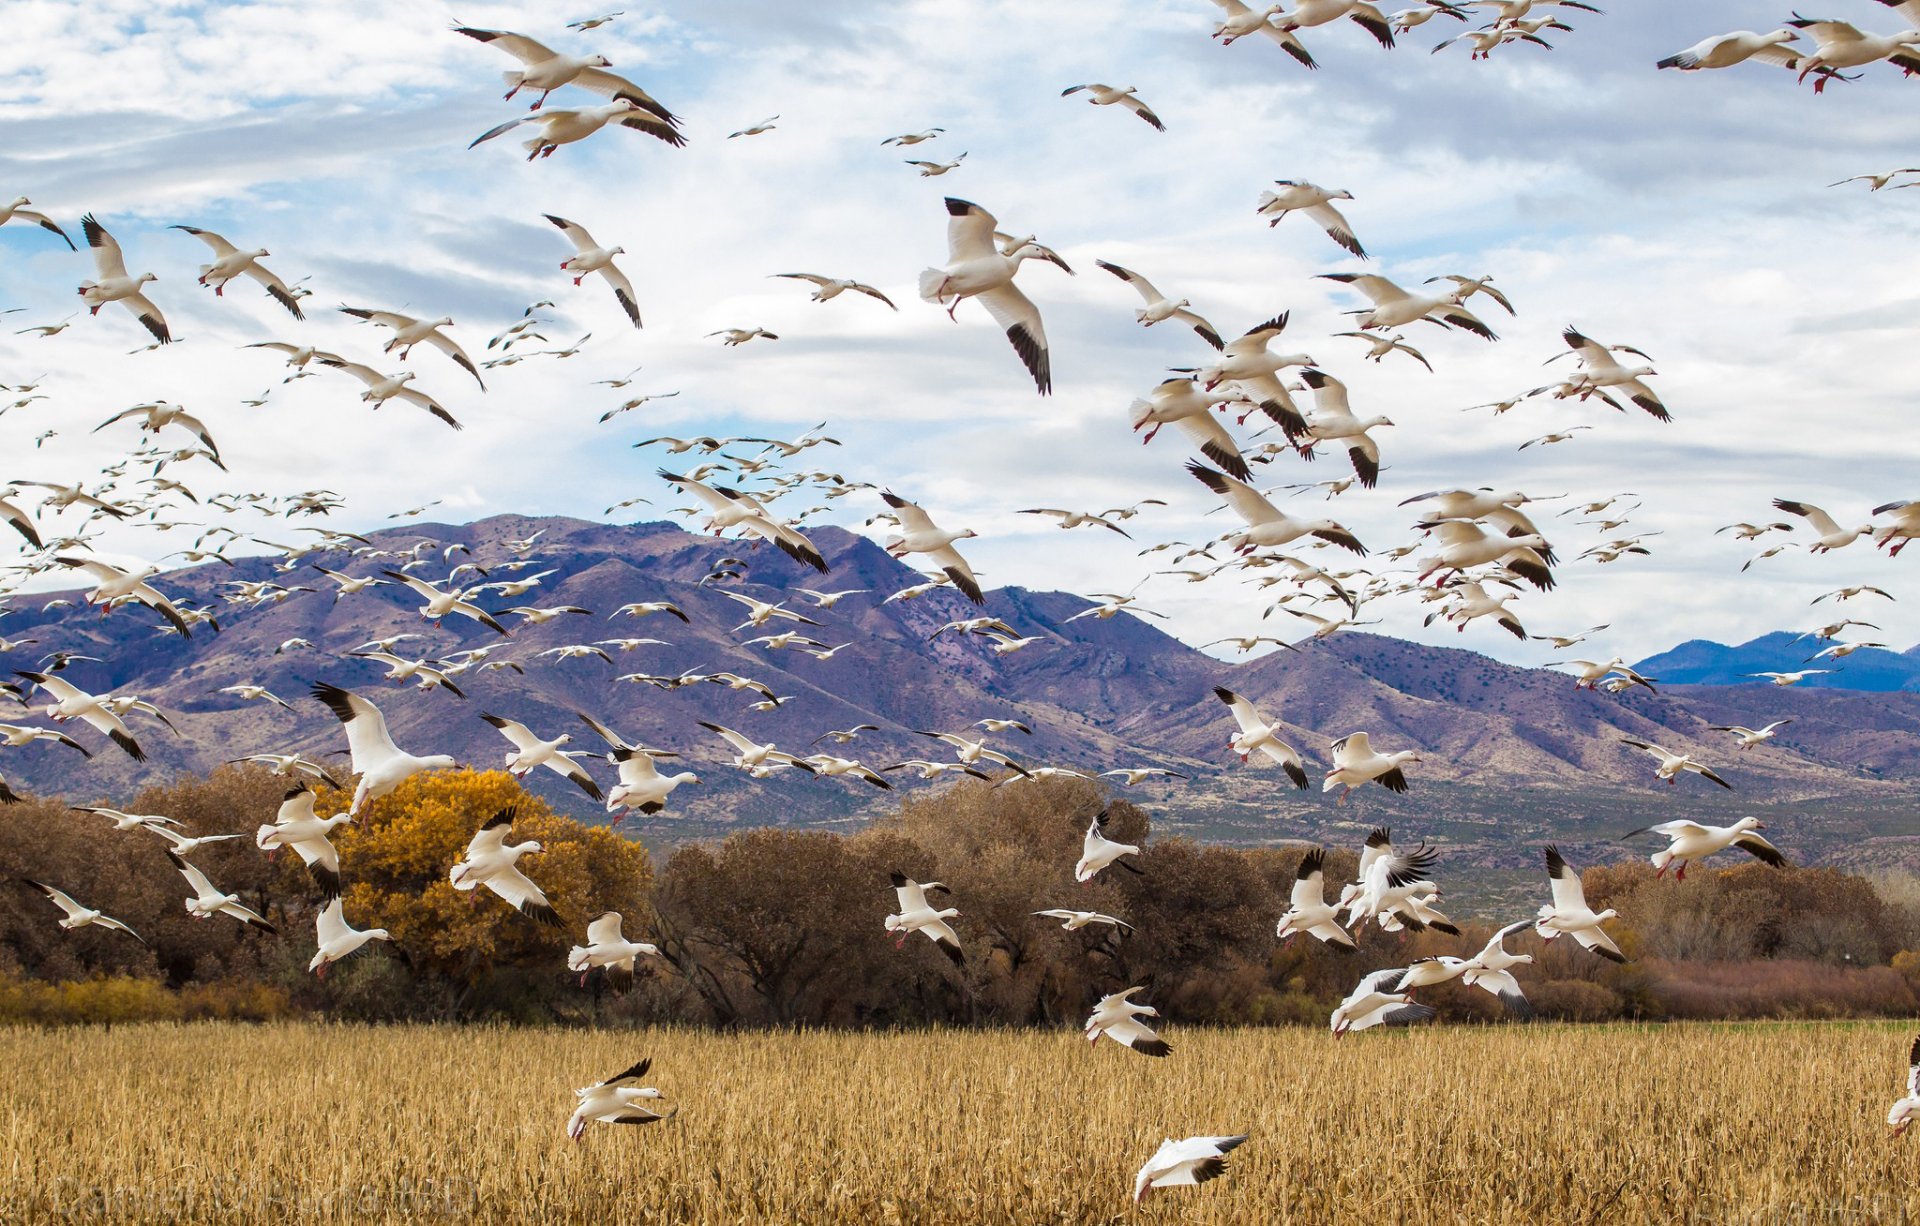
[3,1021,1918,1224]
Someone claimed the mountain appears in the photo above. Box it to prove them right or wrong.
[1632,633,1920,691]
[3,516,1917,876]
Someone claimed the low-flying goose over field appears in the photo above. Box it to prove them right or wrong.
[1061,83,1166,130]
[1535,845,1624,961]
[1459,920,1535,1015]
[1075,807,1143,883]
[453,25,681,137]
[1132,1135,1248,1202]
[23,879,145,943]
[1086,985,1171,1056]
[482,713,604,800]
[255,784,349,899]
[309,898,391,977]
[919,197,1052,394]
[1276,849,1357,949]
[1619,738,1730,789]
[545,214,643,327]
[1709,720,1792,749]
[1892,1035,1920,1137]
[167,850,275,931]
[578,713,697,817]
[14,672,145,759]
[1095,260,1221,347]
[885,874,963,964]
[77,215,170,343]
[1323,732,1418,800]
[1622,817,1787,879]
[567,1058,673,1141]
[568,911,664,987]
[1100,766,1190,786]
[451,807,561,925]
[1330,967,1434,1036]
[311,683,458,815]
[1212,686,1308,787]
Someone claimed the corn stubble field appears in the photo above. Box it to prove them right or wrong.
[4,1021,1916,1224]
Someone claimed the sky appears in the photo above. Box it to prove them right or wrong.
[3,0,1920,670]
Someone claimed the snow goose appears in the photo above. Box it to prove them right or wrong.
[887,759,991,781]
[1619,738,1730,789]
[578,713,697,817]
[482,713,604,801]
[451,807,561,925]
[1330,967,1435,1036]
[1297,368,1390,488]
[1133,1136,1248,1202]
[1100,766,1190,786]
[317,359,461,430]
[567,1058,673,1140]
[311,683,458,816]
[470,99,675,158]
[1891,1035,1920,1137]
[255,784,349,899]
[1748,669,1831,687]
[148,825,241,857]
[77,215,169,344]
[1460,920,1536,1015]
[1094,260,1221,347]
[918,197,1052,394]
[309,897,391,977]
[349,650,467,698]
[1342,827,1457,933]
[1256,182,1363,255]
[883,128,944,145]
[1187,461,1367,555]
[0,197,75,248]
[92,402,222,464]
[14,672,144,759]
[1784,15,1920,91]
[381,572,509,635]
[338,308,485,387]
[1275,1,1397,47]
[51,557,193,636]
[906,152,968,176]
[1557,328,1667,420]
[1773,499,1871,552]
[24,880,145,943]
[453,26,682,140]
[1623,817,1786,879]
[1086,985,1171,1056]
[700,721,816,778]
[1708,720,1792,749]
[0,495,42,549]
[1317,273,1497,339]
[772,272,897,309]
[1334,330,1431,370]
[544,215,642,328]
[569,13,624,31]
[1191,315,1315,436]
[1209,0,1317,65]
[568,911,665,987]
[727,115,779,138]
[1830,168,1920,190]
[1129,378,1253,478]
[1060,83,1166,130]
[219,684,294,711]
[914,729,1031,776]
[1428,579,1526,639]
[1535,845,1623,960]
[1433,24,1555,57]
[804,754,895,787]
[1075,807,1144,883]
[879,490,985,603]
[166,850,276,931]
[169,226,303,318]
[1392,4,1469,30]
[0,722,88,756]
[1034,908,1133,933]
[1212,686,1308,787]
[1276,849,1357,949]
[885,874,963,963]
[1323,732,1419,801]
[658,472,829,573]
[1414,520,1553,590]
[72,805,177,834]
[709,327,777,346]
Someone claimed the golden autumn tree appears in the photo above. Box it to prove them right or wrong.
[298,769,653,1017]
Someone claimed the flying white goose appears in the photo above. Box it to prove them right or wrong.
[1276,848,1357,949]
[1194,314,1314,439]
[1187,461,1366,556]
[1075,807,1143,883]
[338,307,485,387]
[1212,686,1308,788]
[1746,670,1832,687]
[700,721,816,778]
[1557,328,1667,420]
[1622,817,1786,880]
[0,196,75,248]
[1133,1135,1248,1203]
[1891,1034,1920,1137]
[1318,272,1497,339]
[1323,732,1419,801]
[166,850,276,931]
[255,784,350,899]
[1535,845,1624,960]
[1033,908,1133,933]
[93,402,222,464]
[1772,499,1872,552]
[727,115,779,138]
[803,754,895,788]
[772,272,897,309]
[577,713,697,817]
[148,825,242,856]
[482,713,604,800]
[381,571,509,635]
[880,490,985,603]
[1619,738,1730,789]
[1297,368,1391,488]
[1100,766,1190,786]
[1414,520,1554,591]
[311,683,458,816]
[1094,260,1221,347]
[1330,967,1435,1036]
[658,471,828,572]
[1060,83,1166,130]
[52,557,193,636]
[318,359,462,430]
[567,1058,674,1141]
[72,805,177,833]
[450,807,562,926]
[77,215,170,344]
[1342,828,1457,934]
[906,152,968,176]
[1458,920,1539,1015]
[883,128,944,145]
[14,672,144,759]
[470,99,677,159]
[1208,0,1318,65]
[1708,720,1792,749]
[169,226,303,318]
[544,214,642,328]
[1255,181,1363,255]
[1274,0,1397,46]
[24,879,145,944]
[568,911,664,987]
[1334,330,1431,370]
[1129,378,1255,478]
[1783,15,1920,92]
[918,197,1052,394]
[309,898,392,977]
[885,874,963,964]
[452,25,682,140]
[1086,985,1171,1056]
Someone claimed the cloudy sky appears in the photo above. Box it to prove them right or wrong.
[4,0,1919,668]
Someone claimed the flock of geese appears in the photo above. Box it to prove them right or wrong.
[5,0,1920,1198]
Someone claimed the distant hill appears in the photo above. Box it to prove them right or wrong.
[2,516,1917,875]
[1632,633,1920,691]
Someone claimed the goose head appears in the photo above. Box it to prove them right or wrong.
[138,272,159,285]
[8,196,28,209]
[423,752,457,770]
[434,316,454,328]
[1765,28,1800,46]
[589,54,614,67]
[367,928,393,943]
[610,245,627,255]
[1734,816,1765,832]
